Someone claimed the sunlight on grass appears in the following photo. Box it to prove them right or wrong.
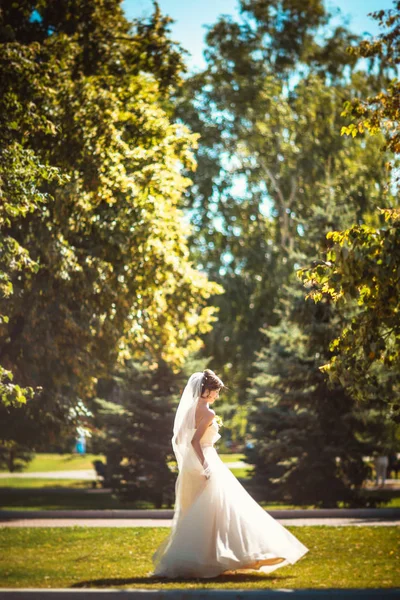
[0,527,398,589]
[230,468,252,479]
[1,454,106,473]
[219,454,246,463]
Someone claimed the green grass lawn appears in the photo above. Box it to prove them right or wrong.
[219,454,246,463]
[0,453,106,474]
[0,453,245,475]
[230,467,252,479]
[0,526,398,589]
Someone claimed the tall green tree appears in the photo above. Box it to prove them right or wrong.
[91,354,209,507]
[299,3,399,417]
[178,0,392,439]
[0,1,222,466]
[0,40,69,407]
[246,279,389,508]
[91,358,176,508]
[245,3,398,505]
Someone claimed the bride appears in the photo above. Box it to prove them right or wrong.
[152,369,309,578]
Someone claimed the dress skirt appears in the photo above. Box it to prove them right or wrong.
[152,444,309,578]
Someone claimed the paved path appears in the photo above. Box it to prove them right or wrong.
[1,508,399,528]
[1,516,399,527]
[1,589,399,599]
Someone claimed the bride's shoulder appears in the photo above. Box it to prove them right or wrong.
[195,404,215,424]
[197,404,215,417]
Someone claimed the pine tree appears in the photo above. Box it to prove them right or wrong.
[247,278,390,507]
[92,355,209,508]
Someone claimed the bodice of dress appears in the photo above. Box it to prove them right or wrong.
[200,418,221,447]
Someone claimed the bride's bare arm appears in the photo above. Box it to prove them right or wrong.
[191,409,215,469]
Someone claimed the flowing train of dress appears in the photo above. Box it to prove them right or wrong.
[152,419,309,578]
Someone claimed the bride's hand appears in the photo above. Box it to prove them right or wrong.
[202,461,212,480]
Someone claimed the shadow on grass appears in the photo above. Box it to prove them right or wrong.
[71,573,295,588]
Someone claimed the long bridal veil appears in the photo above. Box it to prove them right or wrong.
[172,372,203,473]
[153,372,204,566]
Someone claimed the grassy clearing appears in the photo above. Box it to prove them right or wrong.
[0,454,105,474]
[219,454,246,463]
[230,468,252,479]
[0,526,398,589]
[0,453,246,475]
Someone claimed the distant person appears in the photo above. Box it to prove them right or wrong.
[374,454,389,487]
[75,432,86,455]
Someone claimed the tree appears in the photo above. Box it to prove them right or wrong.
[91,359,176,507]
[340,2,400,157]
[245,3,399,504]
[299,3,399,415]
[0,1,222,465]
[246,278,389,508]
[299,209,400,417]
[0,40,69,407]
[177,0,393,438]
[91,354,209,507]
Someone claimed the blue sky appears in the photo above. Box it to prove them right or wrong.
[123,0,394,71]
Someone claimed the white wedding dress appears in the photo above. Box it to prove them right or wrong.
[152,417,309,578]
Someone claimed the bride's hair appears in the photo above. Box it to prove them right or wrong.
[200,369,225,396]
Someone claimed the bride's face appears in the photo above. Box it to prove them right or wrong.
[204,388,220,403]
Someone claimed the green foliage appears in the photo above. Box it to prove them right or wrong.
[178,0,393,429]
[91,355,209,507]
[0,442,33,474]
[0,1,222,461]
[0,40,69,407]
[91,359,175,507]
[340,3,400,156]
[246,279,387,508]
[299,209,400,416]
[0,367,35,408]
[298,5,399,415]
